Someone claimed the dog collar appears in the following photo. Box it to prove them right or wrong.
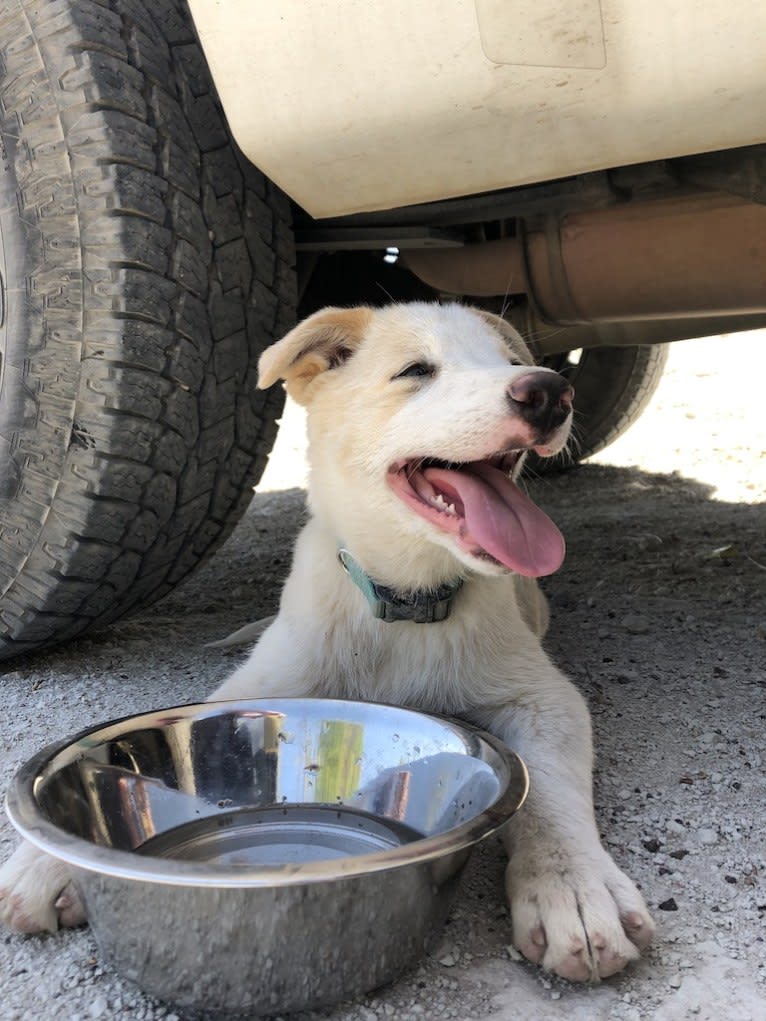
[337,547,463,624]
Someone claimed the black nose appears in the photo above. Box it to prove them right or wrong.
[507,371,574,431]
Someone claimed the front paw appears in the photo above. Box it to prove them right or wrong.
[507,850,654,981]
[0,842,85,935]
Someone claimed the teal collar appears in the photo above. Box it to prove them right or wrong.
[337,547,463,624]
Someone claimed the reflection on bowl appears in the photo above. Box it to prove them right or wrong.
[7,698,527,1015]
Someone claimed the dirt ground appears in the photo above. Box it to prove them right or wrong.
[1,331,764,1021]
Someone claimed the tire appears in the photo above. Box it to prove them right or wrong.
[528,344,668,473]
[0,0,296,660]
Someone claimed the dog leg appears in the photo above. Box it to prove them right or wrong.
[0,841,84,934]
[207,618,318,702]
[468,674,655,981]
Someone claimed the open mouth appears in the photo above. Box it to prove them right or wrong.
[387,453,565,577]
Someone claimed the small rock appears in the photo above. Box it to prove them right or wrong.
[621,613,650,634]
[439,952,458,967]
[550,590,576,610]
[88,998,109,1020]
[668,974,683,989]
[697,828,719,845]
[627,533,664,552]
[505,944,523,962]
[659,898,679,911]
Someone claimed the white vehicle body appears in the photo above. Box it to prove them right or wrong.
[188,0,766,218]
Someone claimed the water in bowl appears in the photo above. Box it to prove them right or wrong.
[136,804,424,866]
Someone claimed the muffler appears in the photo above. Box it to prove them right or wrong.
[402,191,766,325]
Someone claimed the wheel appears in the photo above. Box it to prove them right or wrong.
[529,344,668,472]
[0,0,296,660]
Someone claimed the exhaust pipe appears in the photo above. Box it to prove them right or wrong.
[402,191,766,325]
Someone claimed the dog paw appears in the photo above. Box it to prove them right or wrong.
[507,851,655,981]
[0,841,85,935]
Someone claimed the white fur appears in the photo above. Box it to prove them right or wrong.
[0,303,654,981]
[0,841,84,934]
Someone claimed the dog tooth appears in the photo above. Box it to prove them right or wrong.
[430,492,458,516]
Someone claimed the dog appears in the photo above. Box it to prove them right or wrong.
[0,303,654,981]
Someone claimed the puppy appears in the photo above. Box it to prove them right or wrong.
[0,303,654,981]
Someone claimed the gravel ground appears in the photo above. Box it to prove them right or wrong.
[1,331,765,1021]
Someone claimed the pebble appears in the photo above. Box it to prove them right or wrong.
[627,533,664,552]
[613,668,640,684]
[621,613,651,634]
[697,828,719,845]
[88,998,109,1020]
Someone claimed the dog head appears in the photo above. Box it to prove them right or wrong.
[258,303,573,585]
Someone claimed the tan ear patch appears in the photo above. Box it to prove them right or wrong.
[257,307,373,402]
[472,309,535,366]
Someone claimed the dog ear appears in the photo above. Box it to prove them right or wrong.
[471,309,536,366]
[257,307,373,403]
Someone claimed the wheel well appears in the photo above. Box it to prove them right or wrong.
[298,251,437,318]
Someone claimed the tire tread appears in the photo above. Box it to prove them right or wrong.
[0,0,295,658]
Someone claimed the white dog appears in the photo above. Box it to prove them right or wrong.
[0,303,654,981]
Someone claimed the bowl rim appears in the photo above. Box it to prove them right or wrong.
[5,697,528,888]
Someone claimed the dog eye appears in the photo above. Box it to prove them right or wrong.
[394,362,435,380]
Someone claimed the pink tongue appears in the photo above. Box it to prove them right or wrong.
[423,463,565,577]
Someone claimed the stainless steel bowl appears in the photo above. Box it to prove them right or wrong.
[6,698,527,1016]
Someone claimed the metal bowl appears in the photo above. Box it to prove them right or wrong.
[6,698,527,1016]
